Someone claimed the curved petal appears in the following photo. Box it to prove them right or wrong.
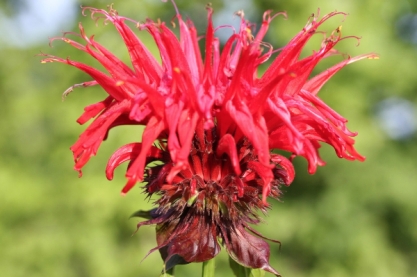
[106,143,163,180]
[216,134,241,176]
[223,225,280,276]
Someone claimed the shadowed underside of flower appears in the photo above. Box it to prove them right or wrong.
[41,2,377,275]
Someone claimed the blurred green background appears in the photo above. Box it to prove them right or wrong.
[1,0,416,276]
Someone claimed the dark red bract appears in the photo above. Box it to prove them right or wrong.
[42,3,376,275]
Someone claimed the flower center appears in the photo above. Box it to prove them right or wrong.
[146,128,283,224]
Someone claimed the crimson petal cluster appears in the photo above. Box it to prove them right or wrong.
[42,3,376,275]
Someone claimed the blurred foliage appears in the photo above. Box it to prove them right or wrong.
[0,0,416,277]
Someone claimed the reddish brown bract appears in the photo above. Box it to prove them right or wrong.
[42,4,375,275]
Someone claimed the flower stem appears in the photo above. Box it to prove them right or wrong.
[202,259,216,277]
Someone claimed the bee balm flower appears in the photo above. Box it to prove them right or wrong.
[42,3,376,275]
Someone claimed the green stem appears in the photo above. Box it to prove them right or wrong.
[202,259,216,277]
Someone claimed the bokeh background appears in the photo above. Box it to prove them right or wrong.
[1,0,416,276]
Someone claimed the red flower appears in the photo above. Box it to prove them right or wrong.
[42,3,376,275]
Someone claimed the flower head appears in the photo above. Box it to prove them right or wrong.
[42,2,376,275]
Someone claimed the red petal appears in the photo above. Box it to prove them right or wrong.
[216,134,241,176]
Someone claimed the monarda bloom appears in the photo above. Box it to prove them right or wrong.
[41,3,376,276]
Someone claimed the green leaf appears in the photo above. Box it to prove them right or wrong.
[160,267,174,277]
[130,209,153,219]
[164,255,188,271]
